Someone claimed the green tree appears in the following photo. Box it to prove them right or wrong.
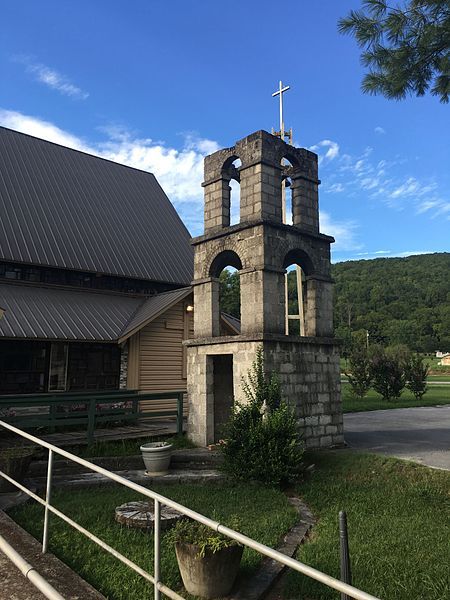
[369,345,406,401]
[338,0,450,103]
[219,269,240,318]
[405,353,429,400]
[346,340,372,399]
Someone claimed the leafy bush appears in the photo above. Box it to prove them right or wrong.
[346,341,372,399]
[405,353,429,401]
[166,518,241,558]
[369,345,406,401]
[220,347,303,487]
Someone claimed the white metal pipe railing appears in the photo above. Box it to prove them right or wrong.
[0,420,381,600]
[0,533,65,600]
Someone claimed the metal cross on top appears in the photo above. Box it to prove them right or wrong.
[272,81,292,144]
[272,80,290,136]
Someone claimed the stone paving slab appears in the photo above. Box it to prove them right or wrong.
[0,510,104,600]
[28,468,227,492]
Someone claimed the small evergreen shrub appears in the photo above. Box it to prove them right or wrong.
[220,347,303,487]
[346,342,372,399]
[369,345,406,401]
[405,353,429,400]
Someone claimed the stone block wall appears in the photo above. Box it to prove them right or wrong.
[186,335,344,449]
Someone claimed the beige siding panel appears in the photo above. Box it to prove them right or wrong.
[127,332,140,389]
[138,300,192,415]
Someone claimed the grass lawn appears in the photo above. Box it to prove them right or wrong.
[283,451,450,600]
[428,374,450,382]
[342,383,450,413]
[9,483,297,600]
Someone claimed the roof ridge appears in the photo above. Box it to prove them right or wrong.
[0,125,162,179]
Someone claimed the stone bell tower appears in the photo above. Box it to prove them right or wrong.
[185,130,343,448]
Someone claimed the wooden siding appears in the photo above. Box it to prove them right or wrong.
[128,298,193,414]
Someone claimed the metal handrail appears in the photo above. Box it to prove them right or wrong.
[0,420,381,600]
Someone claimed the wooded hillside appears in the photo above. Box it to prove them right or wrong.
[332,253,450,352]
[220,253,450,352]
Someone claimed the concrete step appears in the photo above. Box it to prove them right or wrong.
[29,448,222,478]
[27,468,226,491]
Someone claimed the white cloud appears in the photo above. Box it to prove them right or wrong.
[0,109,92,150]
[374,126,386,135]
[0,109,218,232]
[14,56,89,100]
[338,249,435,262]
[319,211,361,252]
[327,183,344,193]
[417,198,450,219]
[309,139,339,165]
[389,177,436,199]
[323,142,447,219]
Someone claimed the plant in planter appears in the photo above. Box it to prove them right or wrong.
[167,518,243,599]
[0,413,36,494]
[140,440,173,475]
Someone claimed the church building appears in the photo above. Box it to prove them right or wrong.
[0,126,199,396]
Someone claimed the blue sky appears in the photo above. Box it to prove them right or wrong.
[1,0,449,262]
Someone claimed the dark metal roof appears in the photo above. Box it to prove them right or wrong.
[221,312,241,334]
[0,126,193,285]
[0,283,191,342]
[119,287,192,342]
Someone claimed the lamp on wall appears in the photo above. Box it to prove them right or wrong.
[186,305,194,313]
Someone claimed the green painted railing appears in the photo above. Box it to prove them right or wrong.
[0,389,185,444]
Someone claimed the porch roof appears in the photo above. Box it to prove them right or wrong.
[0,283,191,343]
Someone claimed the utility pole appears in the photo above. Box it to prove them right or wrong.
[272,81,305,336]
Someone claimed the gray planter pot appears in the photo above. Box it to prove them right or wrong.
[175,541,243,599]
[140,442,173,475]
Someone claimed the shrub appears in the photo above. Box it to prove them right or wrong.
[405,353,429,401]
[369,345,406,401]
[345,342,372,399]
[220,347,303,487]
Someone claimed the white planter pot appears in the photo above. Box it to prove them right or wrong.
[140,442,173,475]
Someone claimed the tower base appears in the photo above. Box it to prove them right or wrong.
[185,334,344,449]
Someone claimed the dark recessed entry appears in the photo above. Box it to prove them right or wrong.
[212,354,234,442]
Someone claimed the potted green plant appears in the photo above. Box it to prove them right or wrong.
[167,518,243,599]
[140,440,173,475]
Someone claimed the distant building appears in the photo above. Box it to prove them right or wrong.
[0,126,201,395]
[439,355,450,366]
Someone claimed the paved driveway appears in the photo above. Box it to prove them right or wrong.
[344,405,450,470]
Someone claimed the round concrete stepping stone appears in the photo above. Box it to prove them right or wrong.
[115,500,183,531]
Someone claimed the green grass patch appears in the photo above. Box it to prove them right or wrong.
[283,451,450,600]
[63,434,196,459]
[428,374,450,382]
[342,383,450,412]
[9,483,297,600]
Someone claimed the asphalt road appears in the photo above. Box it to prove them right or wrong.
[344,405,450,470]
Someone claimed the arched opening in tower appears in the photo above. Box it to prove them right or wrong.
[229,158,241,226]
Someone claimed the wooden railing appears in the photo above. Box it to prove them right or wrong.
[0,389,185,444]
